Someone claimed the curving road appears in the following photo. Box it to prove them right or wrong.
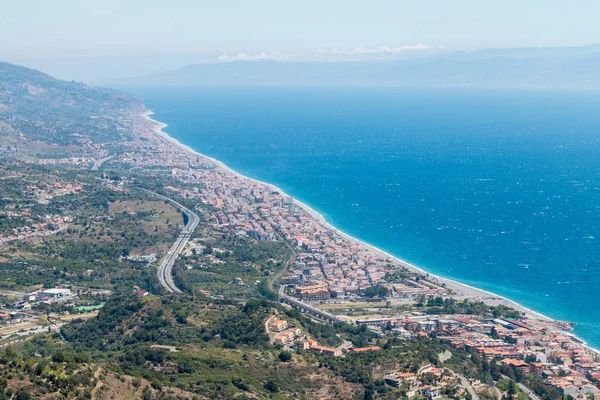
[91,155,114,171]
[448,370,480,400]
[516,381,542,400]
[140,189,200,293]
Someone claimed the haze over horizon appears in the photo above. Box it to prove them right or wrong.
[3,0,600,82]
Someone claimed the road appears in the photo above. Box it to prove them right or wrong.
[500,375,541,400]
[517,382,541,400]
[140,189,200,293]
[91,155,114,171]
[266,232,296,293]
[450,371,480,400]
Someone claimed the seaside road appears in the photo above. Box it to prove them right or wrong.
[139,189,200,293]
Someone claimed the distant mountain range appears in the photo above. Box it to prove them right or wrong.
[117,44,600,89]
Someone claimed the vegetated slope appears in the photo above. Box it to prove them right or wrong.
[0,61,144,147]
[60,295,364,399]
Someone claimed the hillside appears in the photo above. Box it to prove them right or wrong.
[0,61,144,153]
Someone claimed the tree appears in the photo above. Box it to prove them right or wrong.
[278,351,292,362]
[264,380,279,393]
[142,386,152,400]
[363,285,389,298]
[14,389,31,400]
[508,380,519,397]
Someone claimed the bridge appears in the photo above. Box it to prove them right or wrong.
[278,286,343,324]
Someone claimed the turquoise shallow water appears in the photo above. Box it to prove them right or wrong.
[121,86,600,348]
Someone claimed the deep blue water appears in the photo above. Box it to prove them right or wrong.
[123,86,600,348]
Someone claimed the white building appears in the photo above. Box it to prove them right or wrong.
[39,288,71,299]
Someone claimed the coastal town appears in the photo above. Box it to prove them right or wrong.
[108,112,600,399]
[3,102,600,399]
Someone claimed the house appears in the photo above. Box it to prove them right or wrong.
[384,374,403,388]
[422,367,445,382]
[10,300,31,310]
[557,384,579,398]
[501,358,530,375]
[274,333,293,345]
[271,319,288,332]
[530,362,546,375]
[300,337,318,350]
[309,345,341,357]
[385,372,418,389]
[23,293,37,302]
[420,386,442,399]
[419,320,437,331]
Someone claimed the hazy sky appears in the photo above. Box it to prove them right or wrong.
[2,0,600,81]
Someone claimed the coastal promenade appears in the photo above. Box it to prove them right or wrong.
[139,189,200,293]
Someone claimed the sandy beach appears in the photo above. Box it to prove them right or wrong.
[141,110,600,355]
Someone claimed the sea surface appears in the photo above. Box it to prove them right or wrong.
[123,86,600,348]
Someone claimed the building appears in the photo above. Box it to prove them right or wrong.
[39,288,71,299]
[281,274,301,285]
[296,285,330,301]
[309,345,341,357]
[501,358,530,375]
[271,319,289,332]
[420,386,442,399]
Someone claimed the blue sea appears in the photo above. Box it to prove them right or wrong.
[123,86,600,348]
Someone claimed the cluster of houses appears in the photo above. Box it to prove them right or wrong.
[27,182,83,204]
[354,312,600,399]
[267,317,381,358]
[384,365,457,399]
[0,213,72,244]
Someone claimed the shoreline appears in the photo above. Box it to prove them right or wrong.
[140,110,599,354]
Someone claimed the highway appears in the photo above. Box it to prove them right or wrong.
[91,155,114,171]
[140,189,200,293]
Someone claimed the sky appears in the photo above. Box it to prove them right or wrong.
[2,0,600,81]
